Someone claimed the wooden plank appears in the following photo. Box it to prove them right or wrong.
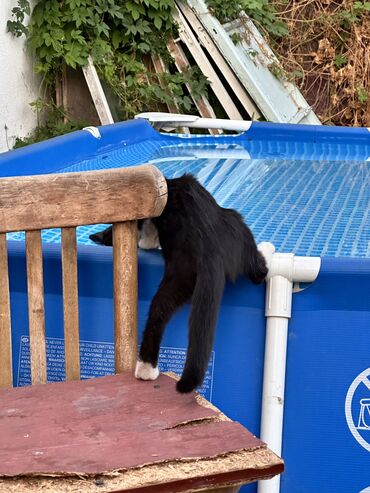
[0,234,12,388]
[0,373,284,482]
[26,230,47,385]
[113,221,138,373]
[173,6,243,121]
[176,0,261,120]
[185,0,320,124]
[0,165,167,234]
[82,55,114,125]
[55,65,68,123]
[166,39,221,135]
[151,55,182,115]
[56,64,100,126]
[211,488,240,493]
[0,459,281,493]
[61,227,80,381]
[151,55,190,133]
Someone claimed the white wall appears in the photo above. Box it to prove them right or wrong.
[0,1,40,153]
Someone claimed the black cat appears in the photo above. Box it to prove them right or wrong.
[90,174,268,393]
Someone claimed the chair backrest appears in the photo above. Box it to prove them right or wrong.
[0,165,167,388]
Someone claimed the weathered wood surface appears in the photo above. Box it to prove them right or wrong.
[0,165,167,233]
[82,55,114,125]
[61,227,80,381]
[0,373,283,492]
[25,230,47,385]
[0,233,12,388]
[56,65,100,126]
[151,55,181,115]
[113,221,138,373]
[166,39,221,136]
[175,0,261,120]
[173,6,243,122]
[211,488,240,493]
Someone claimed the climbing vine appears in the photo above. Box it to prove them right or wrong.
[7,0,209,143]
[12,99,89,149]
[7,0,288,145]
[8,0,369,137]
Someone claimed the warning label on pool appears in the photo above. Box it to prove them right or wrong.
[158,347,214,400]
[17,337,214,400]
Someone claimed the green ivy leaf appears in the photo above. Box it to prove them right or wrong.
[112,30,121,49]
[153,16,162,29]
[138,42,150,52]
[131,9,140,21]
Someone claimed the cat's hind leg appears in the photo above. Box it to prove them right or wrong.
[135,265,195,381]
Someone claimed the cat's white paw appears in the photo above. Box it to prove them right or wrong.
[135,361,160,381]
[138,219,160,250]
[258,242,275,271]
[138,236,160,250]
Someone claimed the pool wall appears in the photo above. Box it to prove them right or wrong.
[7,240,370,493]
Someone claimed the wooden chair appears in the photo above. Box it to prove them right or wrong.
[0,165,283,493]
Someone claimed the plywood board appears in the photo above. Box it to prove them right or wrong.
[0,373,283,492]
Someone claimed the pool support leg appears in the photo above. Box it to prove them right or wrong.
[257,245,321,493]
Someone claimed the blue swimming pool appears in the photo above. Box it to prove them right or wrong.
[4,121,369,258]
[0,119,369,493]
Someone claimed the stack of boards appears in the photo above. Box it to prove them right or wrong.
[59,0,321,132]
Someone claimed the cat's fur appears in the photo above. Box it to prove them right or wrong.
[90,174,268,393]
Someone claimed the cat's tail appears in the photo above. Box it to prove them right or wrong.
[176,257,225,393]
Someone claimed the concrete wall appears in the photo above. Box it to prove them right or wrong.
[0,1,40,153]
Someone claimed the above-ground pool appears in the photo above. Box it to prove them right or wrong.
[0,119,369,493]
[3,119,369,257]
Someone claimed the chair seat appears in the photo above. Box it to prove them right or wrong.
[0,373,283,492]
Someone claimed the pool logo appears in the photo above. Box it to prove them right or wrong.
[345,368,370,452]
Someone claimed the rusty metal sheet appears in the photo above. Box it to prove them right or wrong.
[0,373,265,477]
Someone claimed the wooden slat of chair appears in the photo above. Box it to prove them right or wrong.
[0,233,12,388]
[0,165,167,233]
[26,229,47,385]
[113,221,138,373]
[61,227,80,381]
[0,165,167,387]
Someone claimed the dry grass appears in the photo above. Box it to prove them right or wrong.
[270,0,370,126]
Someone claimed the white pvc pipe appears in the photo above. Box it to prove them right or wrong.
[259,316,289,493]
[261,316,290,454]
[135,112,252,132]
[257,243,321,493]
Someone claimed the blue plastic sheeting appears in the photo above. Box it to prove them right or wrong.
[7,240,370,493]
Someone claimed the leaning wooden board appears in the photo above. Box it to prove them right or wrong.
[0,373,283,492]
